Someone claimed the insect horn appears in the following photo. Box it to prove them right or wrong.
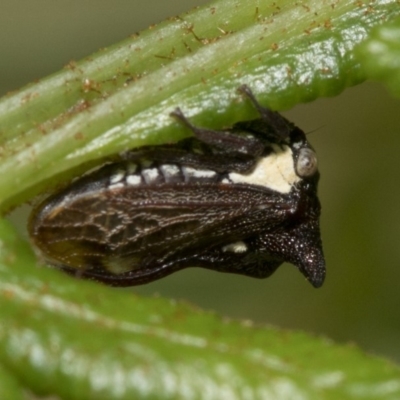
[238,84,293,141]
[299,245,326,288]
[292,224,326,288]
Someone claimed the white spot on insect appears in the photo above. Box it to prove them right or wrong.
[126,175,141,186]
[182,166,217,181]
[160,164,180,181]
[222,241,248,253]
[257,204,272,210]
[110,170,125,184]
[228,145,300,194]
[292,141,303,150]
[104,258,135,274]
[142,168,160,184]
[108,182,125,190]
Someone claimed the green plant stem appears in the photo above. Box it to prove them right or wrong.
[0,362,26,400]
[1,219,400,399]
[357,16,400,97]
[0,0,399,212]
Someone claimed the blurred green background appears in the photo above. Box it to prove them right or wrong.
[2,0,400,364]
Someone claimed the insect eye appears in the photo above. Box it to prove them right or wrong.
[296,148,318,177]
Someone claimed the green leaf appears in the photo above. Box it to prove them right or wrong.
[1,219,400,399]
[356,17,400,97]
[0,0,399,212]
[0,362,26,400]
[1,0,400,398]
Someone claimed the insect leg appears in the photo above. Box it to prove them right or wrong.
[171,107,264,157]
[121,144,257,173]
[238,84,293,141]
[182,245,282,279]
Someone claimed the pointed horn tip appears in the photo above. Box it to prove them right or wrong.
[308,270,325,288]
[303,261,326,288]
[296,246,326,288]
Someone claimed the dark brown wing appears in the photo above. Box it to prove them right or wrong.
[29,181,293,271]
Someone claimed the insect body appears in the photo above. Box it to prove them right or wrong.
[28,86,325,288]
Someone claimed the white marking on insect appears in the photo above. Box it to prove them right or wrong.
[222,241,248,253]
[104,258,136,274]
[109,182,125,190]
[257,204,272,210]
[182,166,217,181]
[160,164,180,181]
[292,141,303,150]
[228,145,300,194]
[126,175,142,186]
[142,168,160,184]
[110,170,125,184]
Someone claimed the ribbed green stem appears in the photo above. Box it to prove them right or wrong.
[0,0,399,212]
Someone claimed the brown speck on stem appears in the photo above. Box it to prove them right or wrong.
[74,132,84,141]
[217,27,234,36]
[65,60,79,72]
[184,23,212,45]
[82,78,101,94]
[183,41,192,53]
[271,43,279,50]
[154,47,176,61]
[320,67,332,74]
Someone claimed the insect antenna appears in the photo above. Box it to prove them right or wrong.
[238,84,292,141]
[171,106,265,156]
[305,125,326,136]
